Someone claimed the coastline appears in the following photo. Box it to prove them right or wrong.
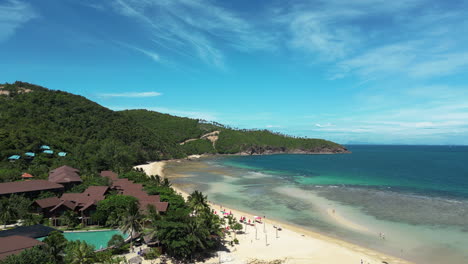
[135,159,414,264]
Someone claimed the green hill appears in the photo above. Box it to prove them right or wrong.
[0,81,347,182]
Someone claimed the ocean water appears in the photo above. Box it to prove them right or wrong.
[165,145,468,264]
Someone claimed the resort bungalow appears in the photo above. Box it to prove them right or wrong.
[24,152,35,160]
[58,152,67,157]
[0,180,64,198]
[34,186,109,226]
[40,145,50,150]
[48,165,82,188]
[43,150,54,155]
[8,155,20,162]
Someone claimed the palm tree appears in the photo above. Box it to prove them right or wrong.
[162,178,171,188]
[187,190,209,215]
[64,240,95,264]
[22,213,42,226]
[44,230,68,263]
[143,204,160,244]
[119,202,143,249]
[61,210,79,229]
[0,198,17,228]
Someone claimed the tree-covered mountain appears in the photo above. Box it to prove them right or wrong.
[0,81,347,182]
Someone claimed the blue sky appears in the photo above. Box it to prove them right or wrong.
[1,0,468,145]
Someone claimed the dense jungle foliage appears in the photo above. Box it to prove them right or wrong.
[0,81,345,182]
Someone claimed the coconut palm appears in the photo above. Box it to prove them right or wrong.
[0,198,17,228]
[161,178,171,188]
[44,230,68,263]
[61,210,79,229]
[187,190,209,215]
[119,201,143,249]
[64,240,95,264]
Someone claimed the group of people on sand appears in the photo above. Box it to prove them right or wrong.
[379,232,386,240]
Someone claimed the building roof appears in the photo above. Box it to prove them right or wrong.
[0,180,64,196]
[140,201,168,212]
[0,235,44,260]
[50,165,80,173]
[21,173,34,178]
[40,145,50,150]
[58,152,67,157]
[83,186,108,197]
[100,171,119,181]
[34,197,61,208]
[49,166,81,184]
[8,155,20,160]
[0,224,61,239]
[24,152,35,157]
[50,200,77,212]
[43,150,54,154]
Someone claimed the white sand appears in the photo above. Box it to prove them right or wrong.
[134,161,166,177]
[136,161,414,264]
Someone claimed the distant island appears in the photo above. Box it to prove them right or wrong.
[0,81,347,179]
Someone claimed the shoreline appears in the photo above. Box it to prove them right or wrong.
[172,185,413,264]
[135,158,414,264]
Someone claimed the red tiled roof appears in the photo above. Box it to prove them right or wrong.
[0,180,64,195]
[0,235,44,260]
[34,197,61,208]
[100,171,119,181]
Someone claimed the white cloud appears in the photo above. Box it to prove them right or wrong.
[107,0,274,68]
[99,92,162,98]
[275,0,468,80]
[0,0,38,42]
[266,125,281,128]
[116,42,161,62]
[315,123,335,128]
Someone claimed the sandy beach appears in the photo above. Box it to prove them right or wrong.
[134,161,167,177]
[135,160,414,264]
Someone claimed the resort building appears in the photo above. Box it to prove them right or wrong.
[48,165,82,188]
[0,224,60,260]
[0,180,64,197]
[103,171,169,213]
[0,236,44,260]
[34,186,109,225]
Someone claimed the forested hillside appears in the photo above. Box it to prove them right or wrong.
[0,81,347,182]
[0,82,185,181]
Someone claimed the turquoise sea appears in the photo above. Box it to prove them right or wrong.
[166,145,468,264]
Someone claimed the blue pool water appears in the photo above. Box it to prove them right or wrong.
[41,230,126,249]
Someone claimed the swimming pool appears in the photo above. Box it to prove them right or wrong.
[39,230,126,250]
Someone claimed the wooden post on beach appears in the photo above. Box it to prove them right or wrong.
[265,234,268,246]
[255,226,258,240]
[263,222,266,233]
[276,227,278,238]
